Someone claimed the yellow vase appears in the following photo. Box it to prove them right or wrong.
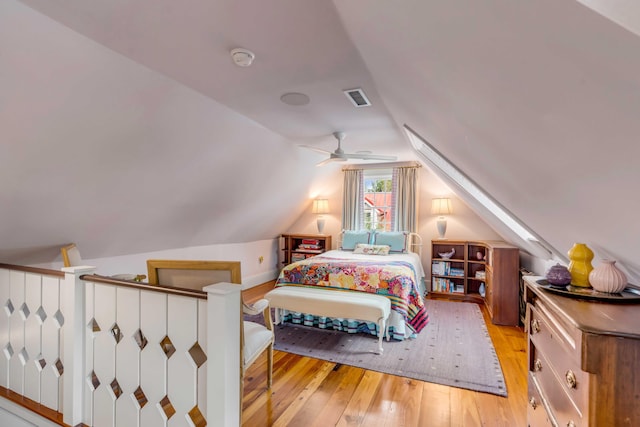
[567,243,594,287]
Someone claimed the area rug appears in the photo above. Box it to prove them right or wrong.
[251,299,507,396]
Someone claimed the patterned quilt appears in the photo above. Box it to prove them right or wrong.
[275,255,428,334]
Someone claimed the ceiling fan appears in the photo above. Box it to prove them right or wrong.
[301,132,397,166]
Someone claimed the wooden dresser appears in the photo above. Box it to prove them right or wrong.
[524,276,640,426]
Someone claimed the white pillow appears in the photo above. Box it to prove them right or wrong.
[353,243,391,255]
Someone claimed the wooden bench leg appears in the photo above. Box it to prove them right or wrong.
[376,316,385,354]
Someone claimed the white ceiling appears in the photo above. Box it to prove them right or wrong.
[3,0,640,280]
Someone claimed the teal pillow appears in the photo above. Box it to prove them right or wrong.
[372,231,409,253]
[341,230,372,250]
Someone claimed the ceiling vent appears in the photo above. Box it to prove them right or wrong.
[343,88,371,107]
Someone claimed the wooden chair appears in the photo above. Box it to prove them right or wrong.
[146,259,274,396]
[61,243,146,281]
[60,243,82,267]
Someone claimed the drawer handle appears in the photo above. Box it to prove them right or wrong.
[529,397,537,409]
[531,319,540,334]
[534,359,542,372]
[565,370,577,389]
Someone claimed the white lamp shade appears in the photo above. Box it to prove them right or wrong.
[432,198,452,239]
[431,198,452,215]
[312,199,329,214]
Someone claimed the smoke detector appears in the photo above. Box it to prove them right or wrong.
[230,48,255,67]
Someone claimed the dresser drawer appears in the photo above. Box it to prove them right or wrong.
[527,373,554,427]
[528,303,588,415]
[530,343,583,427]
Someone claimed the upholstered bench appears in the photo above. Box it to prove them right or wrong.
[264,286,391,354]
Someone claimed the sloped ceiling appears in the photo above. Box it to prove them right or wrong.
[3,0,640,281]
[336,0,640,280]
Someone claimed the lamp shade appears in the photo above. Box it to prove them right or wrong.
[431,198,452,215]
[312,199,329,214]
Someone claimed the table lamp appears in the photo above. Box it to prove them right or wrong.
[312,199,329,233]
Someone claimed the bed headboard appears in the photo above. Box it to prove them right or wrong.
[408,232,422,256]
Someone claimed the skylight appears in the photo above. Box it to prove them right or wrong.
[404,125,542,245]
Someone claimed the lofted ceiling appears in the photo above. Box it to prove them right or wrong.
[3,0,640,282]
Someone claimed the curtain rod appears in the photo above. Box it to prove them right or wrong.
[342,161,421,171]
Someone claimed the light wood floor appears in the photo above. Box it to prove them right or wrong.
[242,282,528,427]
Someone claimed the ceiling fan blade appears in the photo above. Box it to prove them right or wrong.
[316,157,338,167]
[342,153,398,161]
[299,145,331,155]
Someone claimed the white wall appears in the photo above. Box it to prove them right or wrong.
[34,240,280,289]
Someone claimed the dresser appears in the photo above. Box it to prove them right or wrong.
[524,276,640,426]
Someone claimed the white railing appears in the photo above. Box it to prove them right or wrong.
[0,263,242,427]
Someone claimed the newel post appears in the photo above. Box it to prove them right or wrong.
[203,282,242,427]
[61,266,95,427]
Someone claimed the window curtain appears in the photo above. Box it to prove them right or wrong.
[391,166,419,233]
[341,169,364,230]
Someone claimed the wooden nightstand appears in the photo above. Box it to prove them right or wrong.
[280,233,332,266]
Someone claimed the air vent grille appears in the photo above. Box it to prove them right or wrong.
[343,88,371,107]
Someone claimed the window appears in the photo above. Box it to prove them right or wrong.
[404,124,553,258]
[343,164,419,233]
[363,170,393,231]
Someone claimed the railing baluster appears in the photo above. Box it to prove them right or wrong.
[62,266,96,427]
[205,283,241,427]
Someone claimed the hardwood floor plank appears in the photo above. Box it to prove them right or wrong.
[243,354,322,426]
[373,376,423,427]
[272,361,336,427]
[417,382,452,426]
[335,370,384,426]
[304,365,367,427]
[449,387,482,427]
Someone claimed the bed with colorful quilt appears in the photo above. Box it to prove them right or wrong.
[274,230,428,340]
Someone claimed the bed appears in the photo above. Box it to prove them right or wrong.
[274,231,428,340]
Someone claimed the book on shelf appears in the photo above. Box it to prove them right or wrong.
[449,267,465,277]
[432,261,449,275]
[432,277,459,293]
[296,248,323,253]
[301,239,320,245]
[298,243,321,250]
[291,253,306,262]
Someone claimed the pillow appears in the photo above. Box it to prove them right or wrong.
[340,230,372,250]
[353,243,390,255]
[371,231,409,253]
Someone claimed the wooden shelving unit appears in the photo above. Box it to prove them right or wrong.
[280,233,332,266]
[430,240,519,325]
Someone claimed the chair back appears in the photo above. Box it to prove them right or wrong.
[146,259,242,289]
[61,243,82,267]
